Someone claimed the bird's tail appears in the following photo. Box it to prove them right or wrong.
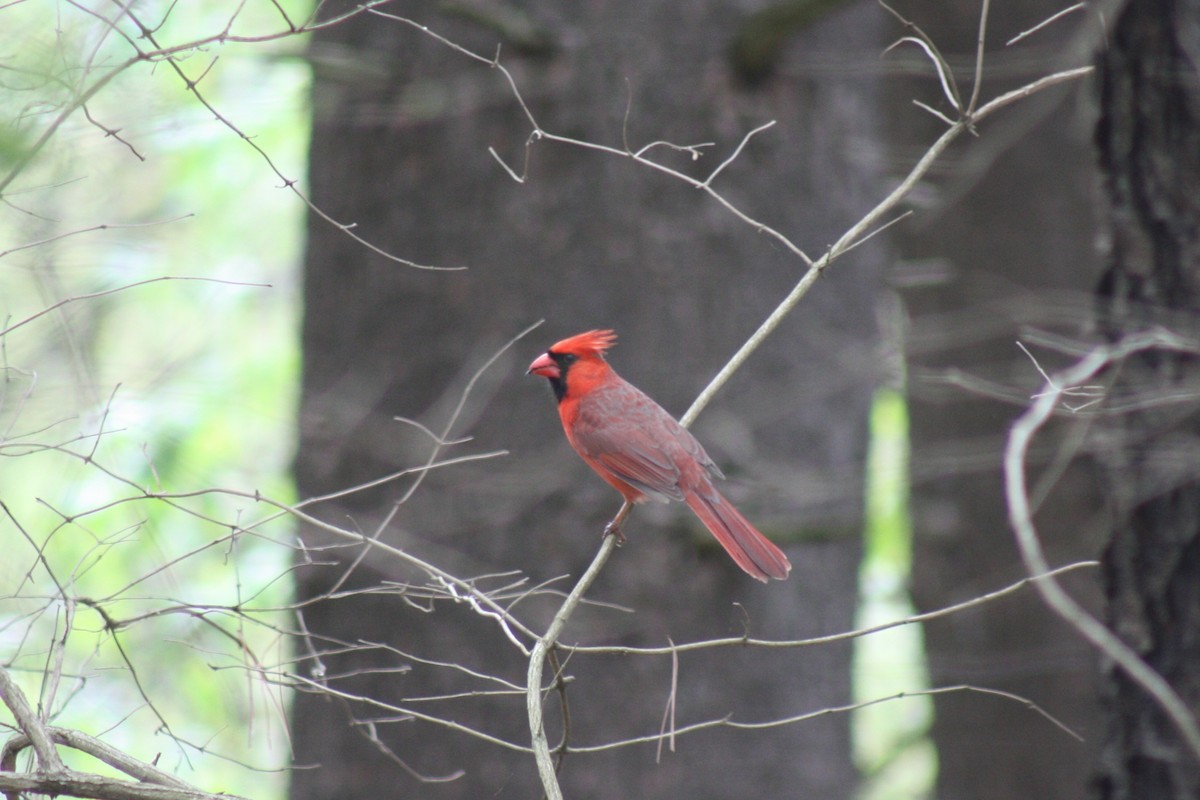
[684,487,791,582]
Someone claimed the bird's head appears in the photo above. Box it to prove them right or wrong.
[527,329,617,401]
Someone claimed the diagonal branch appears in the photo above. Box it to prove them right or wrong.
[0,668,65,773]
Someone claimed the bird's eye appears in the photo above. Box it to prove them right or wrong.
[559,353,578,365]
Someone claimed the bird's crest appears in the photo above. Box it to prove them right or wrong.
[549,329,617,358]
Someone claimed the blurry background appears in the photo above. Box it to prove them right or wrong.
[0,1,1122,799]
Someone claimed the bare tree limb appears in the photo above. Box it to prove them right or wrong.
[0,770,248,800]
[1004,332,1200,762]
[0,668,65,772]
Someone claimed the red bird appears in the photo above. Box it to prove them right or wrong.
[527,329,791,582]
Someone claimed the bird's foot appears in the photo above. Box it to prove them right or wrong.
[602,521,627,545]
[603,501,633,545]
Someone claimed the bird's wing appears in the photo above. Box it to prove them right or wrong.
[569,382,700,503]
[590,445,684,502]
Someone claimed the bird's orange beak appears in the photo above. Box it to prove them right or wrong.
[527,352,559,378]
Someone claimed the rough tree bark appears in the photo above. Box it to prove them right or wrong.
[1094,1,1200,798]
[892,1,1105,797]
[290,1,886,798]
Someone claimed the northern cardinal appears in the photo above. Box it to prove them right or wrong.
[527,329,791,582]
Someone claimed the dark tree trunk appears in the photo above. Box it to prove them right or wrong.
[892,2,1106,798]
[1094,1,1200,798]
[290,1,886,798]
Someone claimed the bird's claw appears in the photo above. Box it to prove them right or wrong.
[603,522,627,545]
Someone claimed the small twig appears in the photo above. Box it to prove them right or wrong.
[698,121,775,188]
[912,99,957,126]
[728,684,1080,741]
[884,36,960,110]
[288,672,533,753]
[966,0,992,114]
[546,647,571,772]
[38,600,74,728]
[487,145,526,182]
[0,276,269,339]
[879,1,962,109]
[82,98,149,160]
[1017,341,1105,412]
[0,216,192,259]
[1007,3,1086,46]
[655,638,679,763]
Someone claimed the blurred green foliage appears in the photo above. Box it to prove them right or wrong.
[1,2,312,797]
[853,389,935,800]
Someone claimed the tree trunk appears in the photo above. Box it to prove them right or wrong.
[1094,1,1200,797]
[290,1,886,797]
[893,2,1106,797]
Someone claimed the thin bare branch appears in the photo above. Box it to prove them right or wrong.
[655,637,679,763]
[966,0,992,114]
[1008,3,1087,46]
[973,66,1093,122]
[0,216,191,259]
[698,122,775,188]
[884,36,960,110]
[289,673,533,754]
[563,560,1097,655]
[0,276,269,339]
[565,683,1079,753]
[1005,332,1200,761]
